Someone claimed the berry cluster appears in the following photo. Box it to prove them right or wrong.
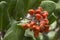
[22,7,49,37]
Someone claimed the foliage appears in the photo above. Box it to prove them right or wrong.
[0,0,59,40]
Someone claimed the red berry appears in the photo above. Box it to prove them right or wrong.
[30,21,35,26]
[35,14,41,20]
[40,25,45,32]
[32,25,36,29]
[35,9,41,14]
[26,23,31,28]
[30,25,36,31]
[45,25,49,28]
[38,7,43,11]
[44,11,48,16]
[40,21,45,26]
[42,11,48,19]
[44,19,49,25]
[35,26,40,31]
[34,31,39,38]
[44,25,49,32]
[22,24,27,29]
[44,29,49,32]
[44,28,49,32]
[28,9,34,15]
[29,21,35,31]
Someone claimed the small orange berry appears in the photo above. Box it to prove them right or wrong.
[22,24,27,29]
[44,11,48,16]
[28,9,34,15]
[35,14,41,20]
[44,25,49,32]
[40,21,45,26]
[35,9,41,13]
[34,31,39,38]
[44,28,49,32]
[40,26,45,33]
[35,26,40,31]
[45,25,49,28]
[30,21,35,26]
[38,7,43,11]
[32,25,36,29]
[30,25,36,31]
[44,19,49,25]
[42,11,48,19]
[26,23,31,28]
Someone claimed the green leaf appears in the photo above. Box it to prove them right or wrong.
[14,0,24,20]
[48,13,56,25]
[40,1,56,16]
[24,29,34,37]
[50,0,59,3]
[23,0,42,9]
[23,0,43,15]
[47,31,56,40]
[28,0,42,9]
[7,0,17,19]
[56,0,60,9]
[54,8,60,16]
[53,29,60,40]
[23,0,29,10]
[4,20,25,40]
[0,1,9,31]
[54,0,60,16]
[23,36,34,40]
[49,21,57,30]
[7,0,43,20]
[7,0,24,20]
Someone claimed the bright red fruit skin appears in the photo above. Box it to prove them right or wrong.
[28,9,35,15]
[42,11,48,19]
[44,19,49,25]
[21,7,49,38]
[30,21,35,26]
[35,26,40,31]
[22,24,27,29]
[35,14,41,20]
[35,9,41,13]
[34,31,39,38]
[26,23,31,28]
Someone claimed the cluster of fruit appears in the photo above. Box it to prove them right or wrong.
[22,7,49,37]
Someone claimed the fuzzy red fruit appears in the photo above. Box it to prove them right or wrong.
[38,7,43,11]
[44,11,48,16]
[32,25,36,29]
[35,9,41,14]
[44,25,49,32]
[30,21,35,26]
[28,9,34,15]
[40,21,45,26]
[44,28,49,32]
[44,19,49,25]
[35,26,40,31]
[30,21,35,31]
[45,25,49,29]
[30,25,36,31]
[34,31,39,38]
[26,23,31,28]
[35,14,41,20]
[22,24,27,29]
[42,11,48,19]
[40,26,45,32]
